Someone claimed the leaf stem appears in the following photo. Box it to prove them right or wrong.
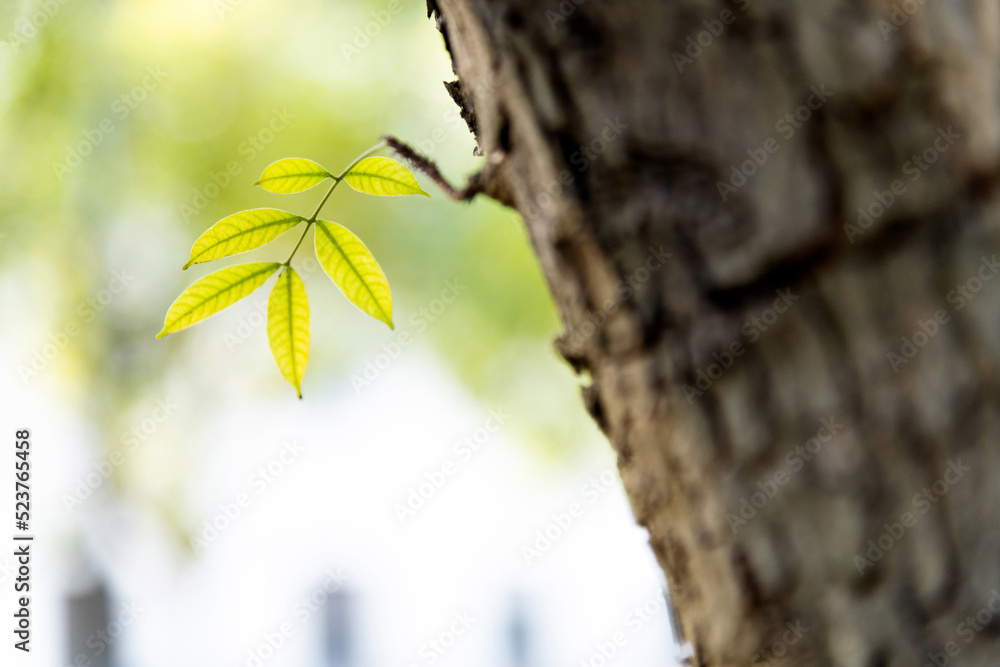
[282,139,388,267]
[281,221,312,267]
[307,183,339,224]
[307,139,387,223]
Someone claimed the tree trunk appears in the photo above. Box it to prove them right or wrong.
[425,0,1000,664]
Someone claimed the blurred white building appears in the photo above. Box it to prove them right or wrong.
[6,350,687,667]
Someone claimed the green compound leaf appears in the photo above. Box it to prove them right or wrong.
[184,209,304,269]
[267,267,310,399]
[254,158,332,194]
[157,262,281,338]
[344,157,430,197]
[314,221,393,329]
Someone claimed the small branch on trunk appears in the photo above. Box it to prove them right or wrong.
[383,134,516,208]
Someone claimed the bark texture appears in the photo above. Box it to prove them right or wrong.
[426,0,1000,664]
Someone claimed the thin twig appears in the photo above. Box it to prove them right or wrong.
[383,135,483,201]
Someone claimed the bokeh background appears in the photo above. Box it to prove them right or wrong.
[0,1,685,665]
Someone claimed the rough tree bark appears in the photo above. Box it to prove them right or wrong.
[419,0,1000,664]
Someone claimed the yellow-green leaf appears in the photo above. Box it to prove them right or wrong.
[157,262,281,338]
[344,157,430,197]
[254,158,332,194]
[184,209,304,269]
[267,267,310,398]
[314,221,393,328]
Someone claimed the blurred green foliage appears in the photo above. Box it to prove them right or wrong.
[0,0,605,529]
